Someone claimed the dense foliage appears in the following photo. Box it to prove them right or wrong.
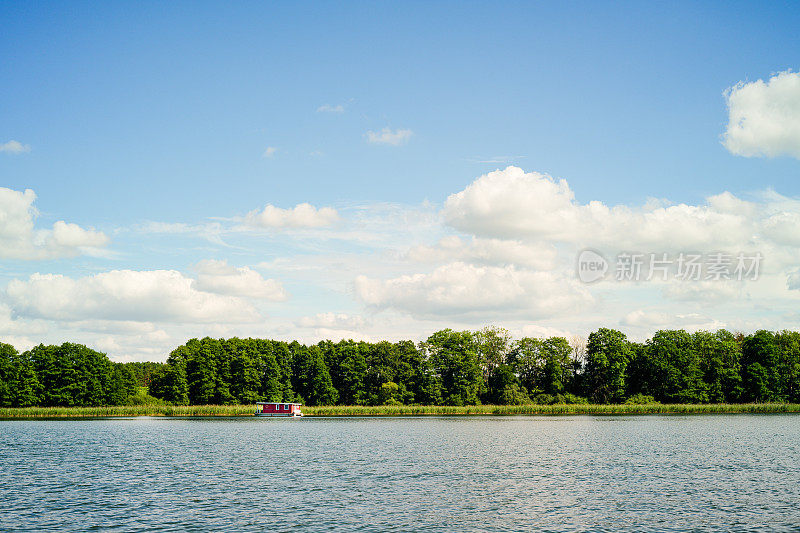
[0,342,137,407]
[2,327,800,407]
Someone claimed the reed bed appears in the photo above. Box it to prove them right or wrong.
[304,403,800,416]
[2,403,799,418]
[0,404,254,418]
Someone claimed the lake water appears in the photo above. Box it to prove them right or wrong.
[1,415,798,532]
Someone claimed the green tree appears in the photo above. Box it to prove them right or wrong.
[325,340,368,405]
[8,349,40,407]
[107,364,137,405]
[646,330,708,403]
[292,345,338,406]
[378,381,401,405]
[185,338,218,405]
[694,330,742,403]
[421,329,481,406]
[741,330,780,402]
[585,328,631,403]
[487,363,530,405]
[0,343,18,407]
[474,326,512,400]
[776,331,800,402]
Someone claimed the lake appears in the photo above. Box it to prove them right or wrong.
[1,415,798,532]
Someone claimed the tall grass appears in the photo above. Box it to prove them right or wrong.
[0,404,254,418]
[2,403,799,418]
[304,403,800,416]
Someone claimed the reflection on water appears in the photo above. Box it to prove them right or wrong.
[2,415,798,532]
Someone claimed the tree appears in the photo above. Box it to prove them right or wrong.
[185,338,219,405]
[7,349,40,407]
[776,331,800,403]
[741,330,780,402]
[325,340,368,405]
[421,329,481,406]
[227,338,261,404]
[474,326,512,400]
[107,364,137,405]
[487,364,530,405]
[292,345,338,406]
[151,343,191,404]
[584,328,631,403]
[694,330,742,403]
[511,337,546,397]
[0,343,17,407]
[646,330,708,403]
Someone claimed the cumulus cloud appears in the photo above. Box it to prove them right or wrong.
[0,187,110,259]
[723,70,800,159]
[194,259,287,300]
[296,312,366,330]
[406,235,557,270]
[786,270,800,290]
[6,270,260,323]
[620,309,724,332]
[661,279,744,303]
[442,166,800,253]
[517,324,574,340]
[366,127,413,146]
[244,202,340,229]
[0,140,31,153]
[355,261,591,319]
[317,104,344,113]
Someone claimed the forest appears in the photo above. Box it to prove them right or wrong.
[1,327,799,408]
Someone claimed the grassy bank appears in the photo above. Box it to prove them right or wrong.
[2,403,800,418]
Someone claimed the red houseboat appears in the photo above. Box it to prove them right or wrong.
[254,402,303,417]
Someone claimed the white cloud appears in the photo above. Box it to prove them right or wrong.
[194,259,287,300]
[50,220,108,248]
[661,279,744,303]
[263,146,278,158]
[620,309,724,332]
[0,187,110,259]
[296,312,365,330]
[723,70,800,159]
[516,324,574,340]
[317,104,344,113]
[6,270,260,323]
[0,303,47,336]
[787,270,800,290]
[0,140,31,154]
[244,202,340,229]
[442,166,800,253]
[355,261,591,319]
[366,127,413,146]
[406,235,557,270]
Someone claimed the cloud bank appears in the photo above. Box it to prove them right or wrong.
[6,270,260,324]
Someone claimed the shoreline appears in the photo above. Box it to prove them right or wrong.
[2,403,800,419]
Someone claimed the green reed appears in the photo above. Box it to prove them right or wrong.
[2,403,799,418]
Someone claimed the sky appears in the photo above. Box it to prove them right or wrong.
[2,1,800,361]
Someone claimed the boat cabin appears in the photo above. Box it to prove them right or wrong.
[254,402,303,417]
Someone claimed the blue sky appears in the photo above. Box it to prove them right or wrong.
[2,2,800,360]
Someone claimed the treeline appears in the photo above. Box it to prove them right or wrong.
[0,342,139,407]
[2,328,799,408]
[134,327,800,406]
